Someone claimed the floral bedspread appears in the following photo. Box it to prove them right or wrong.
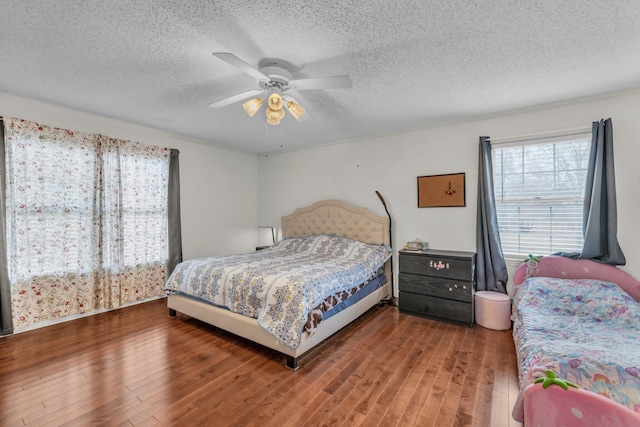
[512,276,640,421]
[165,234,391,349]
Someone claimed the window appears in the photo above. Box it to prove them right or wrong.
[6,135,168,280]
[492,133,591,260]
[105,147,169,268]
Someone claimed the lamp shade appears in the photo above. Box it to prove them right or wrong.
[242,98,263,116]
[240,92,305,125]
[266,106,285,125]
[286,100,305,120]
[268,93,283,110]
[266,116,281,125]
[258,226,277,247]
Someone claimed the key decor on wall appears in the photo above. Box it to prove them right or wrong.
[417,172,466,207]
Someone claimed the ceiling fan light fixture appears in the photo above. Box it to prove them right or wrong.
[266,116,281,125]
[242,97,263,116]
[266,106,285,125]
[268,93,283,110]
[210,52,352,128]
[286,100,305,120]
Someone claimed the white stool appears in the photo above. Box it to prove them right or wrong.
[475,291,512,330]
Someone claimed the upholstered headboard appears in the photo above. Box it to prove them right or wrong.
[513,255,640,302]
[281,199,390,247]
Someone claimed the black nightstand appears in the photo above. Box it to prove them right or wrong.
[398,249,476,325]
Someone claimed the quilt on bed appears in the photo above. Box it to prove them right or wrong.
[165,234,391,349]
[512,276,640,421]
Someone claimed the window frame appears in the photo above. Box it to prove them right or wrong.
[492,132,591,261]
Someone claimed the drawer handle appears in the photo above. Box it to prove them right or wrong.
[463,285,467,289]
[448,287,453,292]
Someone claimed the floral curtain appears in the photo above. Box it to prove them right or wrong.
[4,118,170,329]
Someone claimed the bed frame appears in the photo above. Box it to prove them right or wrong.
[514,254,640,301]
[513,255,640,422]
[167,199,391,369]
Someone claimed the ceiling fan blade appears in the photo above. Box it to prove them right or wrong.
[289,75,352,90]
[207,89,264,108]
[212,52,269,82]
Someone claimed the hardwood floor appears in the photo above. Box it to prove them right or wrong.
[0,298,522,426]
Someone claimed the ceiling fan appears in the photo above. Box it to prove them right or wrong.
[208,52,352,125]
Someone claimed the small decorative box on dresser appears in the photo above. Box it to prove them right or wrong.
[399,249,476,325]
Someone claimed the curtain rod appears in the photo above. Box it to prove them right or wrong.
[490,126,591,145]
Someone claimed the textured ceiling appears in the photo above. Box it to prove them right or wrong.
[1,1,639,154]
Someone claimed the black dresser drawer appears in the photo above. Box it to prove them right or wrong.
[399,251,474,281]
[398,273,472,303]
[398,249,476,325]
[399,291,474,324]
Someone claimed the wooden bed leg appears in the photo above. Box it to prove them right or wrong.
[168,308,177,318]
[285,356,299,370]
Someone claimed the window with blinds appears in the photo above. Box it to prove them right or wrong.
[492,133,591,260]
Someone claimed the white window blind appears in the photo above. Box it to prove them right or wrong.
[492,133,591,260]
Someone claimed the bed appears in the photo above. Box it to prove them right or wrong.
[511,255,640,422]
[165,199,392,369]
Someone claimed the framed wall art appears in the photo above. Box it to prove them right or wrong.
[417,172,465,208]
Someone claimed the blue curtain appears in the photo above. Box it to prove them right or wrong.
[577,118,626,265]
[476,136,508,293]
[0,120,13,335]
[167,149,183,276]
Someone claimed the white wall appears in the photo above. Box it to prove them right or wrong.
[0,92,260,260]
[258,88,640,294]
[3,88,638,293]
